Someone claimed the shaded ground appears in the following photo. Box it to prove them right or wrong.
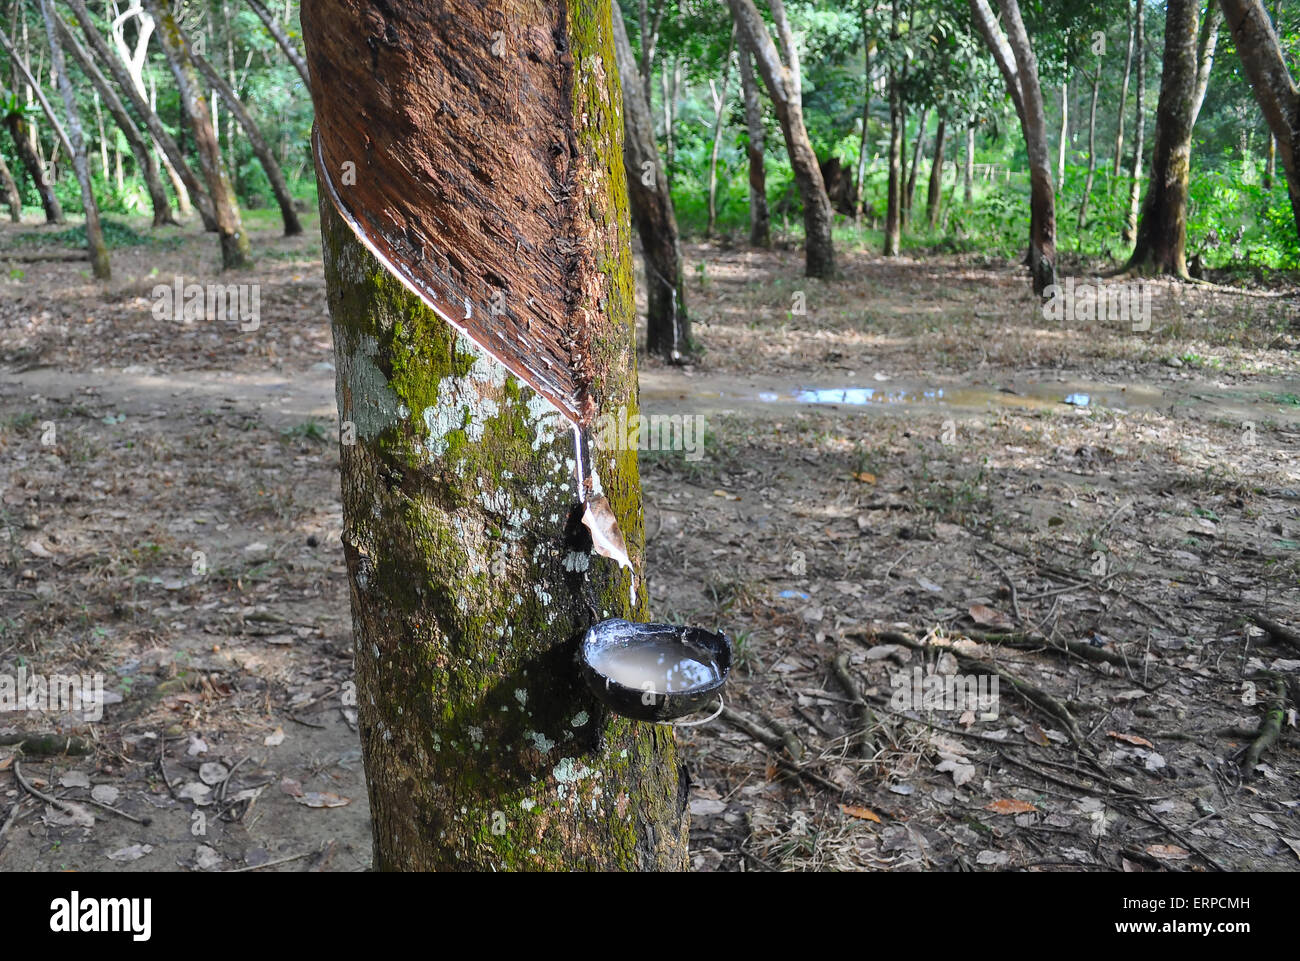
[1,212,1298,871]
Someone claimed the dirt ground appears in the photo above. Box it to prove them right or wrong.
[1,212,1298,872]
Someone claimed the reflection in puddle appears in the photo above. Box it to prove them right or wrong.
[792,387,945,405]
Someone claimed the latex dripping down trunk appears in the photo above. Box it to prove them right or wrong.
[312,125,635,606]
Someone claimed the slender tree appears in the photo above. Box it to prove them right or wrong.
[38,0,109,278]
[884,0,903,255]
[613,7,690,359]
[738,38,770,245]
[145,0,251,269]
[301,0,688,871]
[706,28,737,238]
[1124,0,1146,244]
[0,149,20,221]
[1114,4,1134,178]
[726,0,836,277]
[926,117,947,226]
[55,14,175,227]
[245,0,310,90]
[2,104,63,223]
[1078,63,1101,228]
[1219,0,1300,235]
[192,51,303,236]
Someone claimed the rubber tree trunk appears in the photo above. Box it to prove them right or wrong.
[1126,0,1200,277]
[245,0,310,90]
[5,116,62,223]
[1057,81,1068,188]
[738,40,770,246]
[613,8,689,360]
[147,0,252,270]
[905,105,929,223]
[1219,0,1300,236]
[193,51,303,236]
[926,117,946,226]
[853,17,872,222]
[0,150,20,221]
[56,14,175,227]
[66,0,214,229]
[1124,0,1146,244]
[726,0,835,277]
[964,122,975,204]
[302,0,688,872]
[39,0,109,278]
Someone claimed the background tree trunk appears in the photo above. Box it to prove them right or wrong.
[884,60,902,255]
[193,50,303,236]
[1126,0,1200,277]
[904,104,928,223]
[5,115,62,223]
[1124,0,1146,244]
[147,0,252,269]
[1114,6,1134,178]
[0,151,20,222]
[1079,66,1100,228]
[739,39,770,246]
[39,0,109,279]
[66,0,214,229]
[1057,81,1068,189]
[705,29,736,239]
[56,14,175,227]
[1219,0,1300,235]
[613,6,690,359]
[245,0,310,90]
[302,0,688,871]
[964,122,975,204]
[926,116,946,226]
[853,9,872,222]
[727,0,835,277]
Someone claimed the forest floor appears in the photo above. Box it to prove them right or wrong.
[0,211,1298,872]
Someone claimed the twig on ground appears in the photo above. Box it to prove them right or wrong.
[1251,613,1300,654]
[1242,676,1286,778]
[830,653,876,758]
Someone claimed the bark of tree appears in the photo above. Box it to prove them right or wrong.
[38,0,108,278]
[739,39,770,246]
[1057,81,1068,189]
[0,150,20,222]
[66,0,214,229]
[193,50,303,236]
[1193,2,1223,123]
[1114,5,1134,177]
[301,0,688,871]
[638,0,664,110]
[146,0,252,269]
[4,115,62,223]
[884,1,903,257]
[904,104,928,223]
[1126,0,1201,277]
[926,117,946,226]
[55,14,175,227]
[969,0,1056,293]
[613,5,690,359]
[1078,65,1100,228]
[726,0,835,277]
[964,121,975,204]
[706,29,737,239]
[1218,0,1300,235]
[1124,0,1146,244]
[854,4,872,221]
[245,0,310,90]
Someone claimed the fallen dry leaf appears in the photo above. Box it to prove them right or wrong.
[839,803,882,823]
[295,791,350,809]
[1145,844,1190,860]
[1108,731,1155,749]
[968,604,1015,631]
[986,799,1038,815]
[852,471,877,484]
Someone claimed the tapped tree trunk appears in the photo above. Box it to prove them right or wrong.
[66,0,214,229]
[727,0,835,277]
[55,14,175,227]
[926,117,946,226]
[1126,0,1201,277]
[147,0,252,270]
[1124,0,1146,244]
[38,0,108,277]
[739,39,770,246]
[0,151,20,222]
[613,6,690,359]
[302,0,688,871]
[1219,0,1300,237]
[193,51,303,236]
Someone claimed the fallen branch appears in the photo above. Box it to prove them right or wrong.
[0,733,92,756]
[1242,676,1286,778]
[1251,613,1300,654]
[830,653,876,758]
